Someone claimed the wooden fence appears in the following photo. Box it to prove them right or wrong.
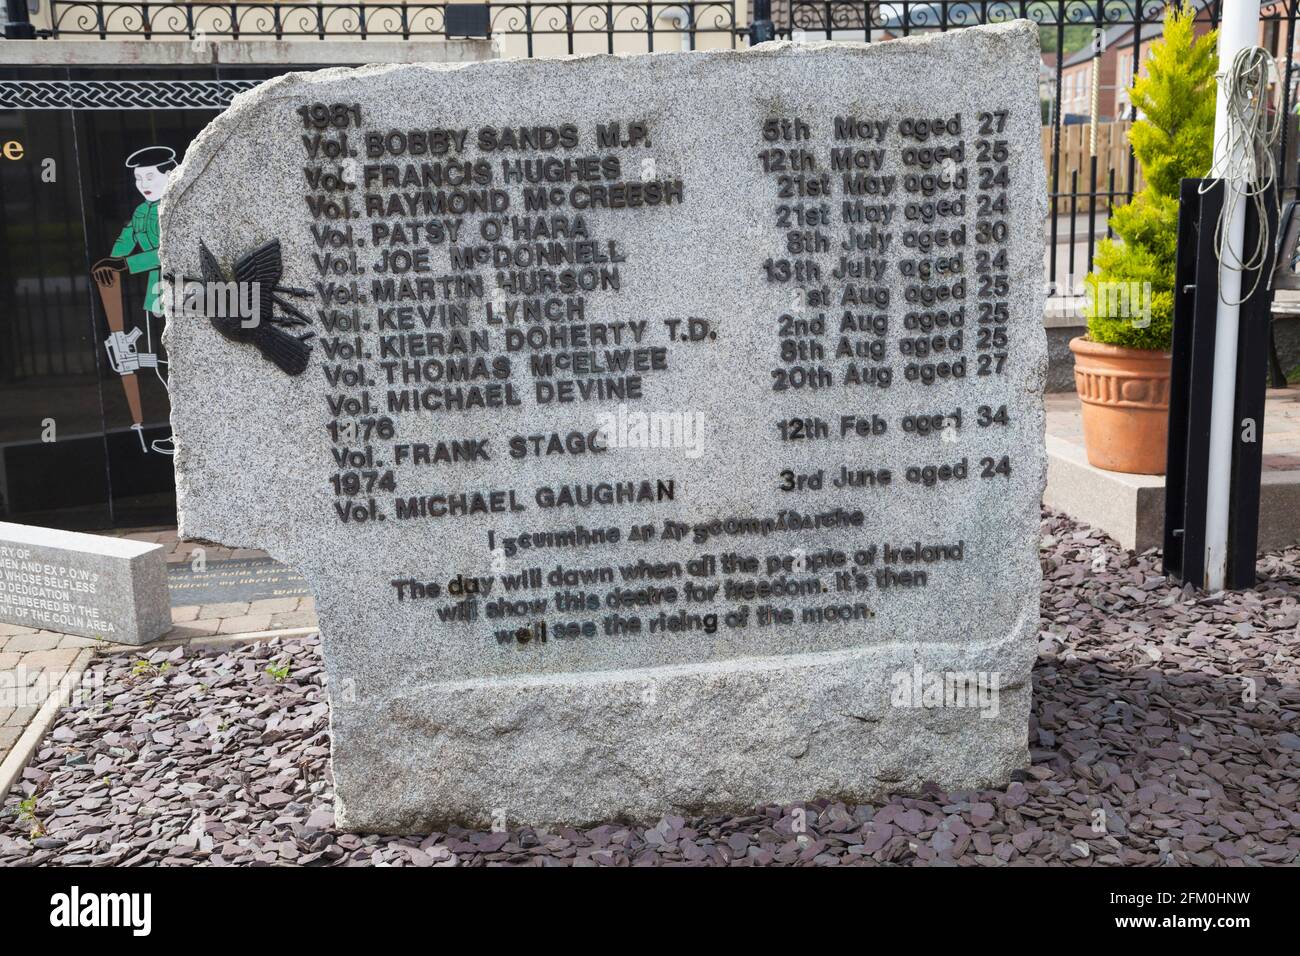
[1040,120,1142,214]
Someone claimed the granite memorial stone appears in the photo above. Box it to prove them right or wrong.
[161,23,1048,831]
[0,521,170,645]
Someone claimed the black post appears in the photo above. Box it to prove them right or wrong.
[750,0,774,44]
[1164,179,1219,584]
[4,0,35,38]
[1164,177,1275,590]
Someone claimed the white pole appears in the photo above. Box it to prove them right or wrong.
[1204,0,1260,591]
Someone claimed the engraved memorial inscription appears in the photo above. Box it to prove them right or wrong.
[162,25,1047,831]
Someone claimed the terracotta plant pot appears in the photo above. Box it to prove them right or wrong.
[1068,337,1172,476]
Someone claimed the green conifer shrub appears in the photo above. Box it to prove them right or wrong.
[1085,3,1217,350]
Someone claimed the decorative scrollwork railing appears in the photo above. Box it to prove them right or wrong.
[39,1,746,51]
[773,0,1300,59]
[45,2,447,39]
[780,1,1239,39]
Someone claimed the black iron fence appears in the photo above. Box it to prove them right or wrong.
[36,1,745,52]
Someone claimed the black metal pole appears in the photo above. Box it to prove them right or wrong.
[4,0,34,38]
[1165,177,1274,590]
[750,0,774,44]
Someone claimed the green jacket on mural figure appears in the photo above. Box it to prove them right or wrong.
[110,198,161,314]
[91,144,177,457]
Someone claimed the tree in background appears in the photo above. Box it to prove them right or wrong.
[1085,3,1217,349]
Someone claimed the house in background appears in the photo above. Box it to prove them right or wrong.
[1056,0,1292,124]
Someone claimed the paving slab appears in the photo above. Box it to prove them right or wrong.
[1045,389,1300,551]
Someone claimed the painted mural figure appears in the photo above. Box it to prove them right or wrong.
[92,145,175,455]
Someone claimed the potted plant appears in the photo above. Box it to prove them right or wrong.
[1071,3,1217,475]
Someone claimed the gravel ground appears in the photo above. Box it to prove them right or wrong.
[1,509,1297,867]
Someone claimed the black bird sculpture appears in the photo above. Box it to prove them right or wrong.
[198,239,314,376]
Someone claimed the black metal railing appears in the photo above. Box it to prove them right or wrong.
[37,2,745,51]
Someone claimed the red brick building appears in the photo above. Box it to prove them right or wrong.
[1055,2,1291,123]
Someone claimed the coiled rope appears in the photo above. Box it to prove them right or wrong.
[1201,45,1282,305]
